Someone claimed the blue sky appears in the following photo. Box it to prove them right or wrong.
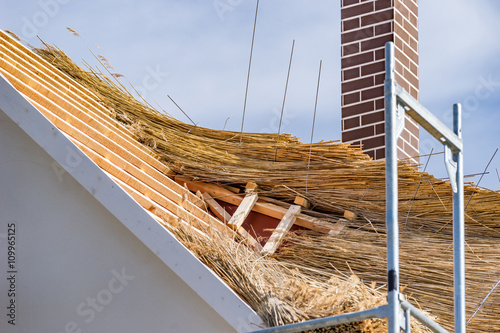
[1,0,499,191]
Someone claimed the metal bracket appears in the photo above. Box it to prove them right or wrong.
[444,144,458,193]
[395,103,406,139]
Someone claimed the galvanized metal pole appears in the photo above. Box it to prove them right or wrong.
[251,306,387,333]
[384,41,401,333]
[453,103,466,332]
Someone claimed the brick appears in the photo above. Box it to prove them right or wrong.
[395,1,410,19]
[342,100,375,117]
[366,149,375,159]
[375,123,385,135]
[342,125,375,142]
[409,61,418,77]
[343,67,360,81]
[395,11,404,26]
[342,0,359,6]
[342,76,374,93]
[361,34,393,52]
[401,127,410,142]
[396,72,410,92]
[403,41,419,64]
[403,67,419,90]
[361,61,385,76]
[397,148,409,160]
[343,91,361,105]
[343,42,360,56]
[403,144,419,159]
[410,86,419,100]
[361,86,384,101]
[342,51,374,69]
[341,2,373,19]
[410,132,419,148]
[375,147,386,159]
[343,18,360,31]
[395,35,404,50]
[341,26,374,44]
[395,47,410,67]
[375,73,385,85]
[397,138,405,151]
[403,18,418,41]
[361,9,393,27]
[375,97,385,110]
[405,116,419,136]
[401,0,418,16]
[409,36,418,53]
[375,0,393,11]
[343,116,361,130]
[394,21,410,44]
[409,12,418,28]
[395,58,404,75]
[375,48,385,60]
[375,22,392,35]
[362,135,385,150]
[361,110,385,125]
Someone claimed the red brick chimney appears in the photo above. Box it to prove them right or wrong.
[341,0,419,161]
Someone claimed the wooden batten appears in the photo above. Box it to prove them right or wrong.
[294,196,311,209]
[227,192,259,230]
[261,205,301,256]
[245,182,259,192]
[175,176,342,234]
[201,192,262,251]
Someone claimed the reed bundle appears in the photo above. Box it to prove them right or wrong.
[33,45,500,332]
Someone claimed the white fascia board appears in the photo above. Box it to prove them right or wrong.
[0,74,265,332]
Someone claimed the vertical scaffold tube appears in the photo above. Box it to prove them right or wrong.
[453,104,465,333]
[384,41,400,333]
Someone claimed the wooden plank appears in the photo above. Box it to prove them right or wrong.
[343,210,356,220]
[74,142,224,231]
[245,182,259,192]
[223,185,241,194]
[201,192,262,252]
[294,196,310,209]
[261,205,301,256]
[227,192,258,230]
[201,192,232,223]
[25,96,215,227]
[175,176,341,234]
[330,218,348,236]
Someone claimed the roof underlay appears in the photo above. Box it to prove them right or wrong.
[1,30,500,332]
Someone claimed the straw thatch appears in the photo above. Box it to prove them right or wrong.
[32,43,500,332]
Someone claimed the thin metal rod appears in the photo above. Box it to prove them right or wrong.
[405,308,411,333]
[384,41,401,333]
[239,0,260,146]
[405,148,434,226]
[306,59,322,194]
[452,103,465,333]
[274,39,295,161]
[467,277,500,325]
[251,305,387,333]
[167,95,196,125]
[464,148,498,210]
[401,300,449,333]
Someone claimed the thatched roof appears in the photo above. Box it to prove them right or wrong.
[2,29,500,332]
